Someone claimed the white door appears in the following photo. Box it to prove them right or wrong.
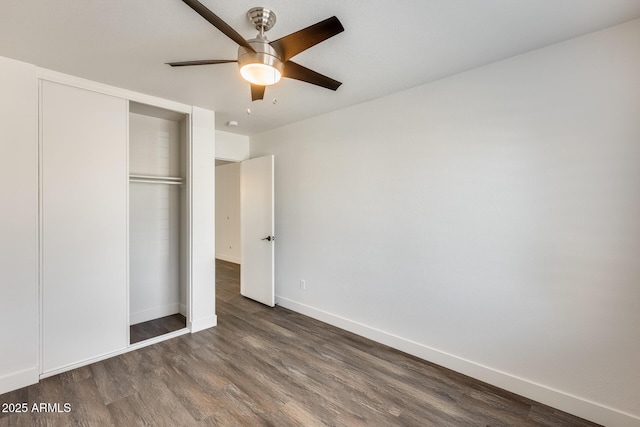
[240,155,275,306]
[41,81,128,372]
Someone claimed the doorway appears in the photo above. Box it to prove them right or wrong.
[215,159,242,264]
[215,155,275,307]
[215,159,242,309]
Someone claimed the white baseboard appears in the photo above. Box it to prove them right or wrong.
[0,367,39,395]
[191,314,217,333]
[276,296,640,427]
[215,254,241,264]
[130,303,180,325]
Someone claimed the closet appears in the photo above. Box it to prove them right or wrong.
[1,64,216,391]
[41,81,196,375]
[128,102,189,344]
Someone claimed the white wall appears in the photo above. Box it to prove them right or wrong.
[215,162,241,264]
[190,107,217,332]
[214,130,246,265]
[129,113,182,177]
[250,19,640,426]
[215,130,249,162]
[0,57,38,394]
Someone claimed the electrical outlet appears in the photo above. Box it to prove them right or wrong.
[300,279,306,290]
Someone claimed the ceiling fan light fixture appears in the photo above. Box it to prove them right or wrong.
[240,63,282,85]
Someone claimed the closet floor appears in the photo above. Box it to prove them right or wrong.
[129,313,187,344]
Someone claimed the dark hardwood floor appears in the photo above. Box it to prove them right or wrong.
[0,259,601,426]
[130,313,187,344]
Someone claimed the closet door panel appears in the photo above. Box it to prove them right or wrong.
[0,57,38,393]
[42,81,128,373]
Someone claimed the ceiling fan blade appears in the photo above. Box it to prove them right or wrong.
[282,61,342,91]
[181,0,255,52]
[251,84,266,101]
[270,16,344,61]
[166,59,237,67]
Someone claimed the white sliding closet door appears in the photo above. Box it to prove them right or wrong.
[41,81,128,373]
[0,57,38,393]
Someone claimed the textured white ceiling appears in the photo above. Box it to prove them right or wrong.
[1,0,640,135]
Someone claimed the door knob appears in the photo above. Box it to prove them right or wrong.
[261,235,275,241]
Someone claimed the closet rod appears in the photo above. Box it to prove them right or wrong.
[129,174,182,182]
[129,179,183,185]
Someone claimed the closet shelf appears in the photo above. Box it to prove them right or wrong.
[129,174,184,185]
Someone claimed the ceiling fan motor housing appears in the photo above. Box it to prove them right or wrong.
[238,38,284,85]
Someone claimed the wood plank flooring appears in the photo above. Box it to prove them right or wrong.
[0,259,601,426]
[130,313,187,344]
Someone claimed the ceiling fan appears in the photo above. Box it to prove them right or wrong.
[167,0,344,101]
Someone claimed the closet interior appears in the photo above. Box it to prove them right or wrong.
[128,101,189,344]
